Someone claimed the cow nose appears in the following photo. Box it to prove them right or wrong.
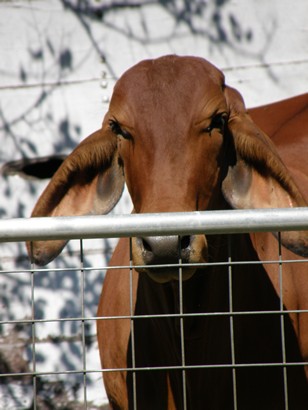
[132,234,208,282]
[137,235,192,265]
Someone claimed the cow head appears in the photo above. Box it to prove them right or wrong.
[28,55,308,282]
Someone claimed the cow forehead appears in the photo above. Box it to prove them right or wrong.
[119,55,224,85]
[110,55,226,123]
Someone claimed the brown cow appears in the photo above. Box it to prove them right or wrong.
[27,56,308,409]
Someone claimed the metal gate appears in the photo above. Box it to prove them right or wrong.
[0,208,308,409]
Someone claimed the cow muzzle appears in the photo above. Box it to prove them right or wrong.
[132,234,208,283]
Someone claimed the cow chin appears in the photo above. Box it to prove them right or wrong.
[143,267,197,284]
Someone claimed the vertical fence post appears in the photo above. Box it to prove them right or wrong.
[30,242,37,410]
[129,237,137,410]
[228,236,238,410]
[80,239,88,409]
[277,232,289,410]
[178,236,187,410]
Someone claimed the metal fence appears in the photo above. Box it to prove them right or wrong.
[0,208,308,409]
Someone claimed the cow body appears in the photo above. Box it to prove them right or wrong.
[28,56,308,409]
[99,235,308,409]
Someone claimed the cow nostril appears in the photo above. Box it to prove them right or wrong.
[141,237,153,253]
[180,235,191,251]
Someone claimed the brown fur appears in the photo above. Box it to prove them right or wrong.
[27,56,308,409]
[225,86,306,206]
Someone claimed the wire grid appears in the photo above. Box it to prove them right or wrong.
[0,212,308,409]
[0,255,107,408]
[106,234,307,410]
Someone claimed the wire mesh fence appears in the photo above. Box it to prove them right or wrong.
[0,209,308,409]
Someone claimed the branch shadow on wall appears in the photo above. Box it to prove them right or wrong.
[61,0,276,72]
[0,1,277,408]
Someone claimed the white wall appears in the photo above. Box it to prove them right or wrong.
[1,1,307,170]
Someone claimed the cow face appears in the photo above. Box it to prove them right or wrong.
[109,57,228,214]
[107,57,230,282]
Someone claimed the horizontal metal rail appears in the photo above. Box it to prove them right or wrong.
[0,207,308,242]
[2,307,308,327]
[1,360,307,380]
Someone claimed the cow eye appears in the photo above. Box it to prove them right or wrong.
[203,113,228,134]
[109,119,132,140]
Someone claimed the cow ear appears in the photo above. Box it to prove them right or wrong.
[27,122,124,266]
[222,86,308,257]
